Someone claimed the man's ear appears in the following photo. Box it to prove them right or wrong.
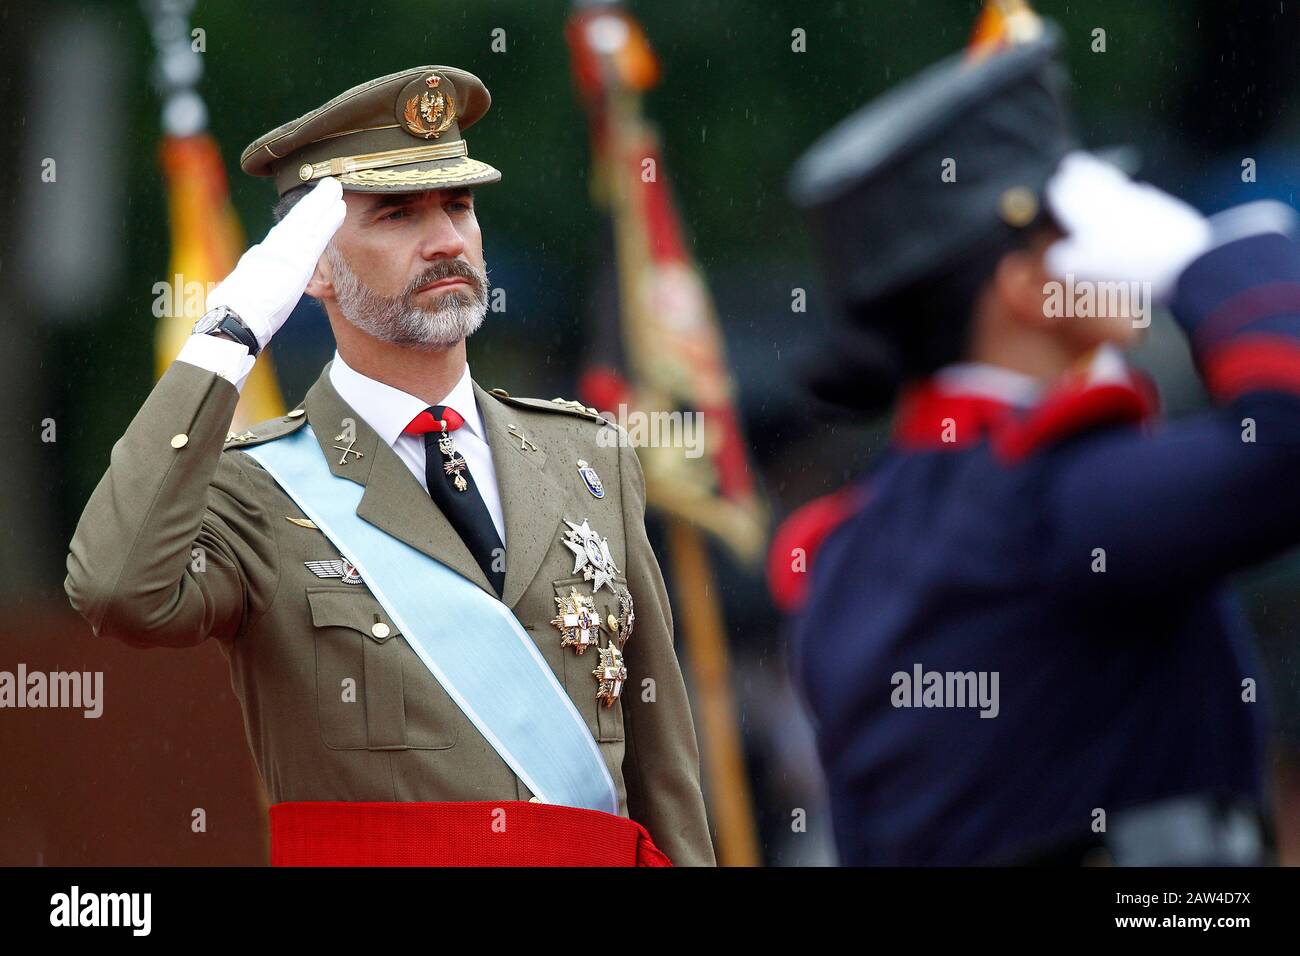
[991,246,1055,330]
[304,248,335,300]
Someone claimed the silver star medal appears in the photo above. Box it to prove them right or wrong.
[561,518,620,593]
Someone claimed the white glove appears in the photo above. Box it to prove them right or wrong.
[204,176,346,350]
[1044,151,1212,304]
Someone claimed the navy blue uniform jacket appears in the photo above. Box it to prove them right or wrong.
[777,233,1300,864]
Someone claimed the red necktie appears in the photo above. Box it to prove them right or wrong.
[404,406,465,435]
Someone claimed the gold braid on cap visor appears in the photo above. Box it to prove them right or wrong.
[296,139,473,183]
[339,157,500,186]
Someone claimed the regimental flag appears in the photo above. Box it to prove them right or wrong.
[565,4,768,566]
[157,132,285,429]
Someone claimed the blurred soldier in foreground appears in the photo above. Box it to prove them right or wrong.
[771,26,1300,865]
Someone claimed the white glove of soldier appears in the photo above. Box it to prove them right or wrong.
[204,176,347,350]
[1043,151,1212,304]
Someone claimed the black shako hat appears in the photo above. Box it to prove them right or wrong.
[787,22,1076,408]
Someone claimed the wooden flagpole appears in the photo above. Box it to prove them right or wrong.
[667,517,761,866]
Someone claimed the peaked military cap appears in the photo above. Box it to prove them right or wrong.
[240,65,502,195]
[788,22,1073,315]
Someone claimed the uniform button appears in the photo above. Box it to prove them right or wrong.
[170,433,189,449]
[528,796,541,803]
[287,408,305,418]
[371,622,391,639]
[998,186,1039,227]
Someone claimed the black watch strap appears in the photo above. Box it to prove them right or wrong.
[213,310,261,357]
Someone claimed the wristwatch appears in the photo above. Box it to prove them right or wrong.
[192,305,261,357]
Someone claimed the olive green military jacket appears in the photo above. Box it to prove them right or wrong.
[64,358,715,866]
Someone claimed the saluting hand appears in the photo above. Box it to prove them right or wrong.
[1043,151,1211,305]
[204,176,347,351]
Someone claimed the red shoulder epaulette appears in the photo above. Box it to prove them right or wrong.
[767,483,869,614]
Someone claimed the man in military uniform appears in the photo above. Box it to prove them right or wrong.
[772,25,1300,865]
[64,65,714,866]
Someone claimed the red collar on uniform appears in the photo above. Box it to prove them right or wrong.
[892,367,1157,462]
[768,363,1160,614]
[891,386,1016,449]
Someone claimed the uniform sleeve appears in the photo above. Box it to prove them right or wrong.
[64,360,279,648]
[615,439,717,866]
[1045,232,1300,603]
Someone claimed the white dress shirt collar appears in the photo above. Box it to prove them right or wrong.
[931,361,1042,408]
[328,349,484,446]
[931,346,1133,409]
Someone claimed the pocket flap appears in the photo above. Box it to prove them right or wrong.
[306,587,401,642]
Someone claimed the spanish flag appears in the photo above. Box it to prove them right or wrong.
[156,127,285,429]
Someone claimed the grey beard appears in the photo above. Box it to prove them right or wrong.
[324,244,489,352]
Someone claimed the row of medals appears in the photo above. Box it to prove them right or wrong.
[435,418,631,707]
[553,513,632,707]
[552,575,632,709]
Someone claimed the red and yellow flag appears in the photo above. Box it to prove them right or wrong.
[566,4,766,865]
[566,4,768,565]
[156,132,285,429]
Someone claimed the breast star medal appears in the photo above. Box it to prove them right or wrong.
[593,640,627,707]
[561,518,620,593]
[434,420,470,491]
[551,587,601,655]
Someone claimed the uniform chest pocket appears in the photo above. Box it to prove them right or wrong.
[550,575,629,743]
[308,587,458,752]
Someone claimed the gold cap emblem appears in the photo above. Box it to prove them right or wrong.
[401,72,458,140]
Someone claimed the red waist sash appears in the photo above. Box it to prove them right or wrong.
[270,801,672,867]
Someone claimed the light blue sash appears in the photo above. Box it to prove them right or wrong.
[245,425,617,814]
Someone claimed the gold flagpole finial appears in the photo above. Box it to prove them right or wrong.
[968,0,1044,58]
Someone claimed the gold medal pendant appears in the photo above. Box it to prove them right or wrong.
[551,587,601,655]
[593,640,627,707]
[437,426,470,491]
[608,584,635,647]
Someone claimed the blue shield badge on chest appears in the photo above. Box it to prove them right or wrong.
[577,459,605,499]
